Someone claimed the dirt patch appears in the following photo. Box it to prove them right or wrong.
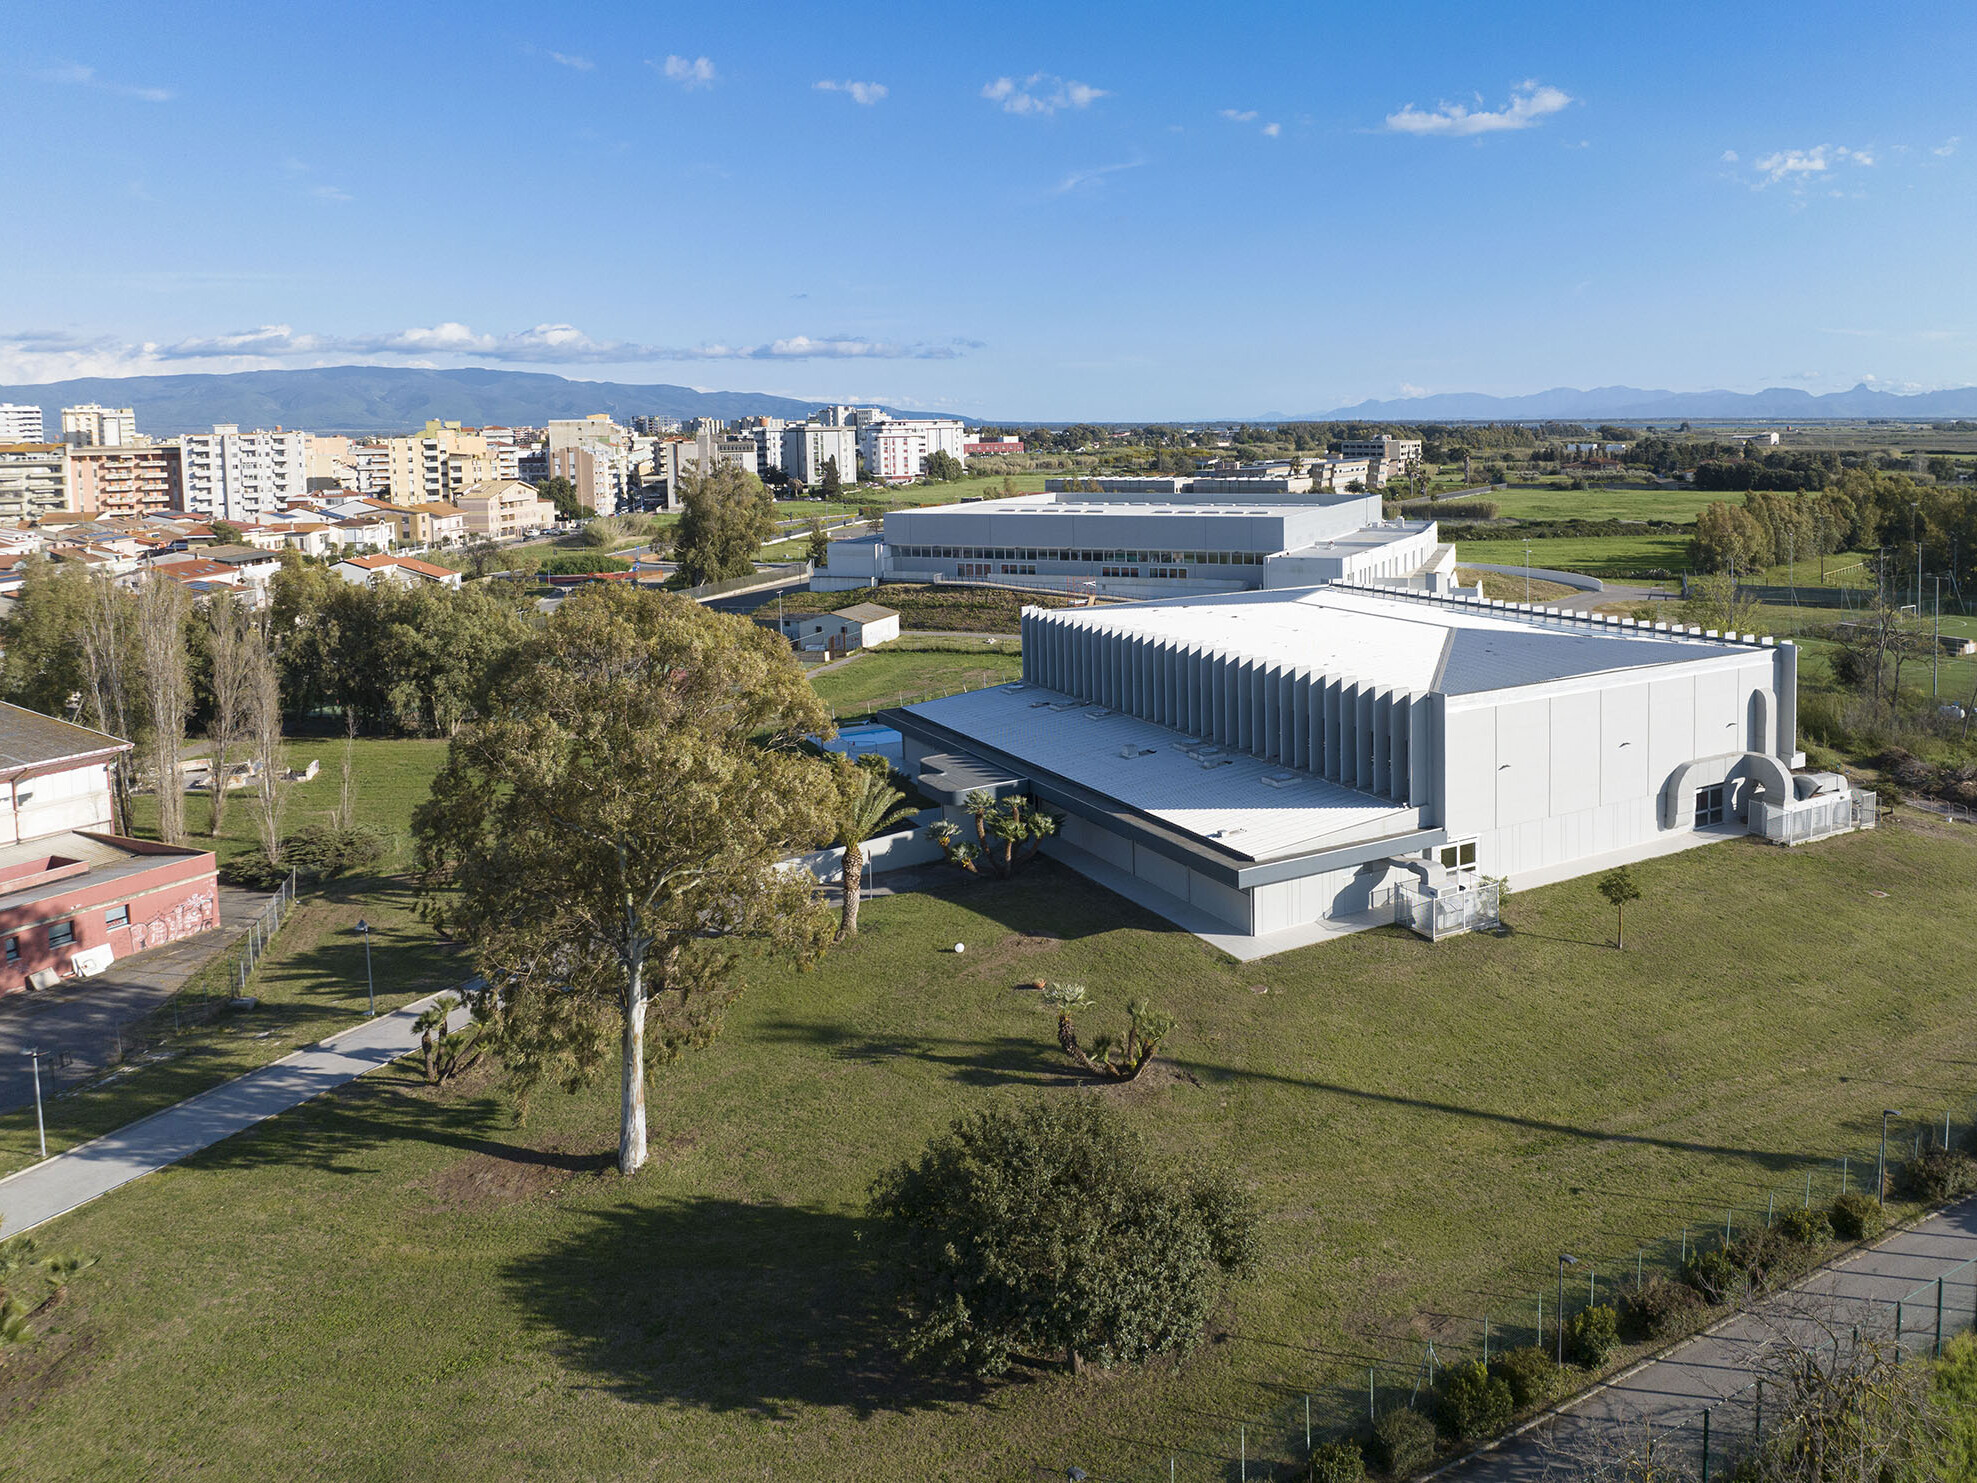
[420,1135,615,1210]
[965,931,1062,978]
[0,1306,97,1427]
[1089,1058,1202,1100]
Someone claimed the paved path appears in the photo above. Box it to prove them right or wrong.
[1438,1195,1977,1480]
[0,883,268,1114]
[0,990,466,1238]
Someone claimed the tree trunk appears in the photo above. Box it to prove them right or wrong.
[209,735,230,835]
[619,956,649,1176]
[1616,905,1624,952]
[837,840,864,942]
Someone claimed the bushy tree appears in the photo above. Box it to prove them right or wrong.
[535,475,588,520]
[870,1097,1258,1378]
[924,449,965,482]
[414,586,837,1175]
[673,464,775,586]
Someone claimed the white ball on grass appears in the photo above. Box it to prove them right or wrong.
[952,942,966,954]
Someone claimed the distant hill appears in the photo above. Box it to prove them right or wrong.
[1293,383,1977,423]
[0,366,934,435]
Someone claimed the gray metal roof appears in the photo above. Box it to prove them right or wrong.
[0,704,129,771]
[833,603,900,623]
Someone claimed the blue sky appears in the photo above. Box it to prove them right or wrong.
[2,0,1971,418]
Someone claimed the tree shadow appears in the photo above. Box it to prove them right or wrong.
[498,1197,977,1420]
[886,856,1182,945]
[752,1019,1076,1089]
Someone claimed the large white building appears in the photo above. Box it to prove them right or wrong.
[816,485,1463,601]
[782,422,859,488]
[884,585,1866,959]
[0,405,45,442]
[61,404,138,448]
[177,425,310,522]
[857,418,968,483]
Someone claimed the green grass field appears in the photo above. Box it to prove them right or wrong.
[10,820,1977,1479]
[809,638,1023,718]
[1454,533,1694,581]
[1434,482,1733,524]
[771,582,1076,634]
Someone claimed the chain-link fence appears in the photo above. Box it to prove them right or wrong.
[1101,1105,1977,1482]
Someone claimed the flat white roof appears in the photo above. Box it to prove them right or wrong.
[906,683,1414,861]
[1031,586,1755,698]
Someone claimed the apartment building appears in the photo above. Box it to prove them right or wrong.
[1337,437,1422,486]
[0,405,45,442]
[857,418,969,484]
[68,444,183,517]
[781,422,859,488]
[60,404,138,448]
[455,479,555,540]
[549,443,628,517]
[0,445,75,521]
[386,421,495,505]
[389,501,467,548]
[177,425,310,523]
[734,416,787,473]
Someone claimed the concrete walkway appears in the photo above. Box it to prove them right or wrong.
[0,989,466,1239]
[1438,1195,1977,1480]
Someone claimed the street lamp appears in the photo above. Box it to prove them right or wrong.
[22,1047,46,1159]
[1556,1253,1578,1365]
[354,918,376,1017]
[1881,1109,1902,1207]
[1523,540,1533,603]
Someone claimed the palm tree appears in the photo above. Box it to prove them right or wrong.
[834,762,918,942]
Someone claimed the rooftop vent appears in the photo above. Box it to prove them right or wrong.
[1200,758,1234,770]
[1119,745,1157,758]
[1084,708,1114,719]
[1260,772,1300,788]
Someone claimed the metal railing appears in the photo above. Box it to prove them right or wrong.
[233,868,299,995]
[1392,879,1500,940]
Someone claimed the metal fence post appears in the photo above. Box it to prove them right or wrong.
[1483,1315,1491,1365]
[1756,1378,1764,1444]
[1369,1367,1375,1422]
[1805,1171,1812,1209]
[1701,1407,1711,1483]
[1305,1395,1311,1457]
[1896,1301,1904,1362]
[1938,1277,1945,1357]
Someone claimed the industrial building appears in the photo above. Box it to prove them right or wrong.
[882,584,1868,960]
[814,485,1463,601]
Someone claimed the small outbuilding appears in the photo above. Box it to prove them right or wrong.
[777,602,902,655]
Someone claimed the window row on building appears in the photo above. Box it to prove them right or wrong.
[892,544,1268,566]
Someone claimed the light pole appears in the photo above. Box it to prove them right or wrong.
[355,918,376,1017]
[22,1047,46,1159]
[1913,502,1923,615]
[1524,540,1533,603]
[1557,1253,1578,1365]
[1881,1109,1902,1206]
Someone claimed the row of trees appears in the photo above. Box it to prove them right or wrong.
[1690,468,1977,581]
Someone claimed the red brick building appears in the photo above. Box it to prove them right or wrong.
[0,705,219,994]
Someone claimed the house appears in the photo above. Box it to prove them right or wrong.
[329,515,396,551]
[331,553,464,590]
[455,478,555,541]
[0,704,220,994]
[774,602,902,654]
[883,582,1866,960]
[390,501,468,548]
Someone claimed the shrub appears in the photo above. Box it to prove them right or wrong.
[280,824,394,881]
[1683,1246,1744,1305]
[1901,1147,1977,1204]
[1564,1304,1621,1367]
[1489,1345,1557,1410]
[1307,1438,1366,1483]
[1435,1359,1514,1441]
[1777,1207,1832,1246]
[1830,1191,1886,1242]
[1368,1408,1437,1478]
[1622,1275,1705,1340]
[219,854,289,891]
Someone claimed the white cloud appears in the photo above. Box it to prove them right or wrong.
[1220,108,1257,123]
[311,184,353,203]
[981,73,1108,116]
[39,62,172,103]
[1720,149,1739,163]
[1749,144,1876,189]
[1052,159,1145,195]
[0,324,981,378]
[655,55,716,88]
[1934,137,1960,157]
[548,52,595,71]
[815,79,887,105]
[1385,80,1573,137]
[1261,122,1281,138]
[1834,146,1875,166]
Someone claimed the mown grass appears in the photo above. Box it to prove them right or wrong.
[10,820,1977,1479]
[1456,533,1695,581]
[1434,481,1731,523]
[811,640,1023,719]
[773,582,1080,634]
[1457,569,1582,603]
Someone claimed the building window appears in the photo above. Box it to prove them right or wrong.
[1694,784,1726,826]
[1438,840,1478,875]
[47,920,74,948]
[106,905,130,929]
[4,937,15,963]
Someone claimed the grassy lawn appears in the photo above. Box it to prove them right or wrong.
[1434,482,1731,523]
[10,820,1977,1479]
[810,639,1023,719]
[0,740,456,1176]
[1457,569,1582,603]
[1456,534,1694,581]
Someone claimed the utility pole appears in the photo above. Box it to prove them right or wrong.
[1914,501,1923,615]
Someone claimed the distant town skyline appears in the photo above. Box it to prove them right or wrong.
[5,0,1972,419]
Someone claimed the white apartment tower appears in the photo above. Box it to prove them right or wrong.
[857,418,969,484]
[178,424,311,522]
[0,405,46,442]
[61,404,138,447]
[781,423,858,488]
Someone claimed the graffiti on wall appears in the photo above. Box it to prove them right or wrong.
[129,890,218,951]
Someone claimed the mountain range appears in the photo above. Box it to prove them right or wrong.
[1300,383,1977,423]
[0,366,927,435]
